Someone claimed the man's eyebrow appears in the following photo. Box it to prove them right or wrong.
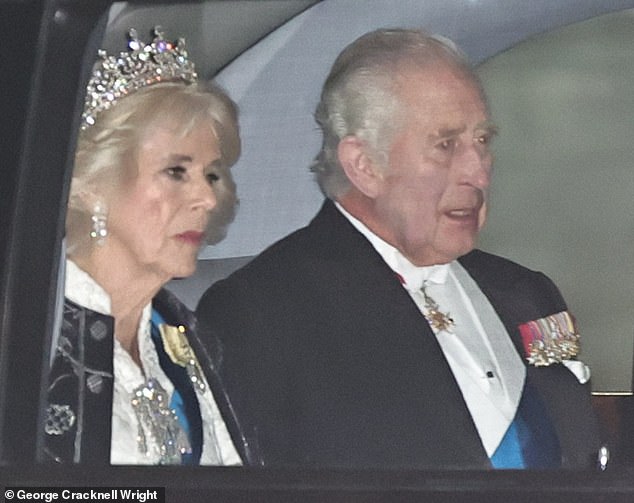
[428,122,498,141]
[434,126,467,138]
[476,120,499,135]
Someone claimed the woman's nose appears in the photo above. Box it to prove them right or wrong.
[192,178,217,212]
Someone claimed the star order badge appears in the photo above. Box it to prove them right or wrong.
[421,286,454,333]
[518,311,580,366]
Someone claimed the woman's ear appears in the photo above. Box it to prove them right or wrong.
[337,136,383,198]
[70,178,103,213]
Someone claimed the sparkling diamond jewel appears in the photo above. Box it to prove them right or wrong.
[130,378,191,464]
[81,26,198,129]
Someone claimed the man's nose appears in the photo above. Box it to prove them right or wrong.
[458,143,492,189]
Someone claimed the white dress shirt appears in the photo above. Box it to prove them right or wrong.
[335,203,525,456]
[65,260,241,465]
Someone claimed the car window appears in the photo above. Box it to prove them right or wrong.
[477,8,634,393]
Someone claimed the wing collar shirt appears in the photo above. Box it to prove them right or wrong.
[64,260,241,465]
[335,203,525,456]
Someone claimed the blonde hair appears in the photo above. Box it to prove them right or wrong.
[66,81,240,253]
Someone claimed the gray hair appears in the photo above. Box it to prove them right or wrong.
[66,80,240,253]
[311,28,482,199]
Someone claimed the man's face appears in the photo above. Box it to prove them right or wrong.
[370,64,495,266]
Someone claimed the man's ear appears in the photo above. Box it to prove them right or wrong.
[337,136,383,198]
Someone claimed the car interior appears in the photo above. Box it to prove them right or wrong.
[1,0,634,500]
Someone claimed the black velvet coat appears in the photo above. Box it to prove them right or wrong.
[196,200,600,469]
[44,288,251,465]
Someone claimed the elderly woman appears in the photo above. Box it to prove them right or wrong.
[44,28,247,466]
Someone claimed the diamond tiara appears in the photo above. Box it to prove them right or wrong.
[82,26,198,129]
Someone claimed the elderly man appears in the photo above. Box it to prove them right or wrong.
[196,29,600,469]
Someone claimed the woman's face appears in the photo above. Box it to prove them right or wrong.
[103,122,222,283]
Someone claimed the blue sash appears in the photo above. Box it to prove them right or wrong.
[490,377,561,469]
[150,310,203,465]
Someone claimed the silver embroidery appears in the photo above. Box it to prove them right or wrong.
[89,319,108,341]
[45,404,76,435]
[86,374,104,394]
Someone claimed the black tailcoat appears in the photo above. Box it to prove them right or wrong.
[197,200,600,469]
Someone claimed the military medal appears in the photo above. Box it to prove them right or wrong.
[518,311,580,366]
